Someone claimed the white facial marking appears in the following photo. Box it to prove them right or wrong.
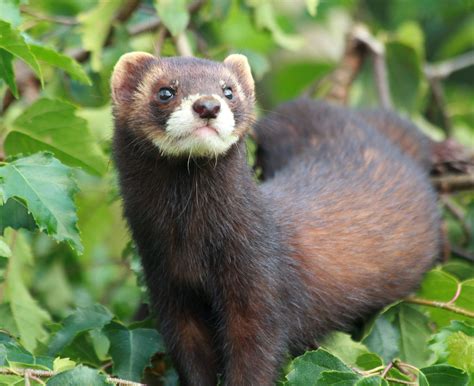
[153,94,238,157]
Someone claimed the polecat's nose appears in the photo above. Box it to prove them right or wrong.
[193,97,221,119]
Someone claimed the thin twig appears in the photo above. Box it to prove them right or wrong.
[380,362,393,378]
[424,51,474,79]
[20,6,78,25]
[404,296,474,318]
[432,174,474,193]
[174,32,193,57]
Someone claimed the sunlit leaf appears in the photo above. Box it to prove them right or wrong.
[47,365,108,386]
[154,0,189,37]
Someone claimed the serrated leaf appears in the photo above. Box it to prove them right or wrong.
[0,153,82,253]
[29,44,91,85]
[420,364,469,386]
[316,370,360,385]
[155,0,190,37]
[46,365,108,386]
[47,304,113,356]
[0,20,42,84]
[0,342,54,370]
[0,49,18,98]
[430,321,474,373]
[305,0,319,16]
[362,314,400,363]
[78,0,124,71]
[355,375,388,386]
[2,230,51,352]
[0,198,36,234]
[5,98,108,176]
[322,332,370,366]
[285,348,352,386]
[104,322,164,382]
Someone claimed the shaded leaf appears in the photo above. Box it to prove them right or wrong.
[104,322,164,382]
[0,20,42,84]
[420,364,469,386]
[285,348,352,386]
[355,353,383,371]
[47,304,113,356]
[0,153,82,253]
[0,49,17,98]
[317,370,359,385]
[0,342,53,370]
[155,0,189,37]
[0,198,36,235]
[3,230,51,352]
[6,98,108,175]
[78,0,124,71]
[29,44,91,85]
[363,314,399,363]
[46,365,108,386]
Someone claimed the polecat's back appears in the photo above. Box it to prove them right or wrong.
[258,99,440,345]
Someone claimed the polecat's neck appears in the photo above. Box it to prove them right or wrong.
[113,127,274,281]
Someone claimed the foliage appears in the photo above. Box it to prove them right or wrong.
[0,0,473,385]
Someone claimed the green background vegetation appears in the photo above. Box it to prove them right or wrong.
[0,0,473,385]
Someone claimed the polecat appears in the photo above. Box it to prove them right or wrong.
[111,53,440,386]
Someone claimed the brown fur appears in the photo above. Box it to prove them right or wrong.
[112,55,440,385]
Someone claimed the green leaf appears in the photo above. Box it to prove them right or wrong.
[0,374,24,385]
[0,238,11,258]
[0,198,36,235]
[420,364,469,386]
[155,0,190,37]
[53,357,76,373]
[47,304,113,356]
[0,153,82,253]
[0,0,21,26]
[78,0,124,71]
[104,322,164,382]
[322,332,370,366]
[355,353,383,371]
[305,0,319,16]
[386,41,422,113]
[5,98,108,175]
[417,270,474,327]
[397,304,433,367]
[430,321,474,373]
[355,376,388,386]
[2,230,51,352]
[0,49,18,98]
[46,365,108,386]
[0,342,54,370]
[442,261,474,281]
[247,0,303,51]
[0,20,42,85]
[29,44,91,85]
[316,370,359,385]
[285,348,352,386]
[362,314,400,363]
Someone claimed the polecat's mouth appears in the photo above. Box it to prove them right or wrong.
[194,125,219,137]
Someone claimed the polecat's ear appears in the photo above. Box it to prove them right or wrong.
[224,54,254,97]
[111,52,157,104]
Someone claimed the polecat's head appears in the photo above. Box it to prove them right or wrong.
[111,53,255,158]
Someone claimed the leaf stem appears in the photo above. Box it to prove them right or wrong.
[404,296,474,318]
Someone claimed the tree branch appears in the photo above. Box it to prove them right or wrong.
[431,174,474,193]
[424,51,474,79]
[0,367,145,386]
[404,296,474,318]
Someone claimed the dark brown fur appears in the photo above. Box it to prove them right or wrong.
[112,56,440,386]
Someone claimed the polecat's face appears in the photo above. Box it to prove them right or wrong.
[111,53,255,158]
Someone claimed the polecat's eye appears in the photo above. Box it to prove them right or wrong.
[158,87,175,102]
[223,87,233,100]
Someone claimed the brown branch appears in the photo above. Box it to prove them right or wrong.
[427,77,453,137]
[0,367,145,386]
[432,174,474,193]
[441,195,471,238]
[404,296,474,318]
